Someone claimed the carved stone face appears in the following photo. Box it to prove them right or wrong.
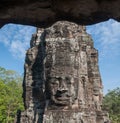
[47,76,78,106]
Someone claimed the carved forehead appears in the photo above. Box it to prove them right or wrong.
[45,69,80,78]
[47,75,79,81]
[45,21,86,38]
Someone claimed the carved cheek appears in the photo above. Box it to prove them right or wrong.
[54,84,59,93]
[67,85,71,93]
[67,85,76,97]
[71,87,76,96]
[50,84,59,95]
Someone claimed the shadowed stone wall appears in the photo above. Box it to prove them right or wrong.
[16,21,110,123]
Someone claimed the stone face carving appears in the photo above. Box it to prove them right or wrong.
[16,21,110,123]
[44,22,88,110]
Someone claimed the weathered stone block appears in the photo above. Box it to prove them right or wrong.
[16,21,110,123]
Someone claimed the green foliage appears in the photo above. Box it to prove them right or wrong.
[103,87,120,123]
[0,67,24,123]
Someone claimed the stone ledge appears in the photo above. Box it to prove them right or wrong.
[0,0,120,27]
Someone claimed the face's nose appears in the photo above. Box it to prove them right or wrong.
[58,78,68,92]
[56,82,68,97]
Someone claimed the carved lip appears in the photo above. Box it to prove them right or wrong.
[54,90,71,102]
[56,96,70,101]
[55,90,70,98]
[56,90,68,94]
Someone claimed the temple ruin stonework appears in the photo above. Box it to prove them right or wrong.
[1,0,120,28]
[17,21,110,123]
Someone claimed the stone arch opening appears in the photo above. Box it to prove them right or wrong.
[0,18,119,122]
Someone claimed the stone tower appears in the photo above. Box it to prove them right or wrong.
[17,21,110,123]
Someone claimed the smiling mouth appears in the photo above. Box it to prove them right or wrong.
[54,89,72,102]
[55,93,71,101]
[56,96,70,101]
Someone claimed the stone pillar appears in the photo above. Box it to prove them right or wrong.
[17,21,110,123]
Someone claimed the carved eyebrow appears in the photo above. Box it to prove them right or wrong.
[67,81,72,84]
[57,77,62,81]
[50,82,59,84]
[65,77,70,80]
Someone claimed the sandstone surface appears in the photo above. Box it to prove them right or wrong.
[16,21,110,123]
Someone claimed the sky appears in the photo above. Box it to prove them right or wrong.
[0,19,120,94]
